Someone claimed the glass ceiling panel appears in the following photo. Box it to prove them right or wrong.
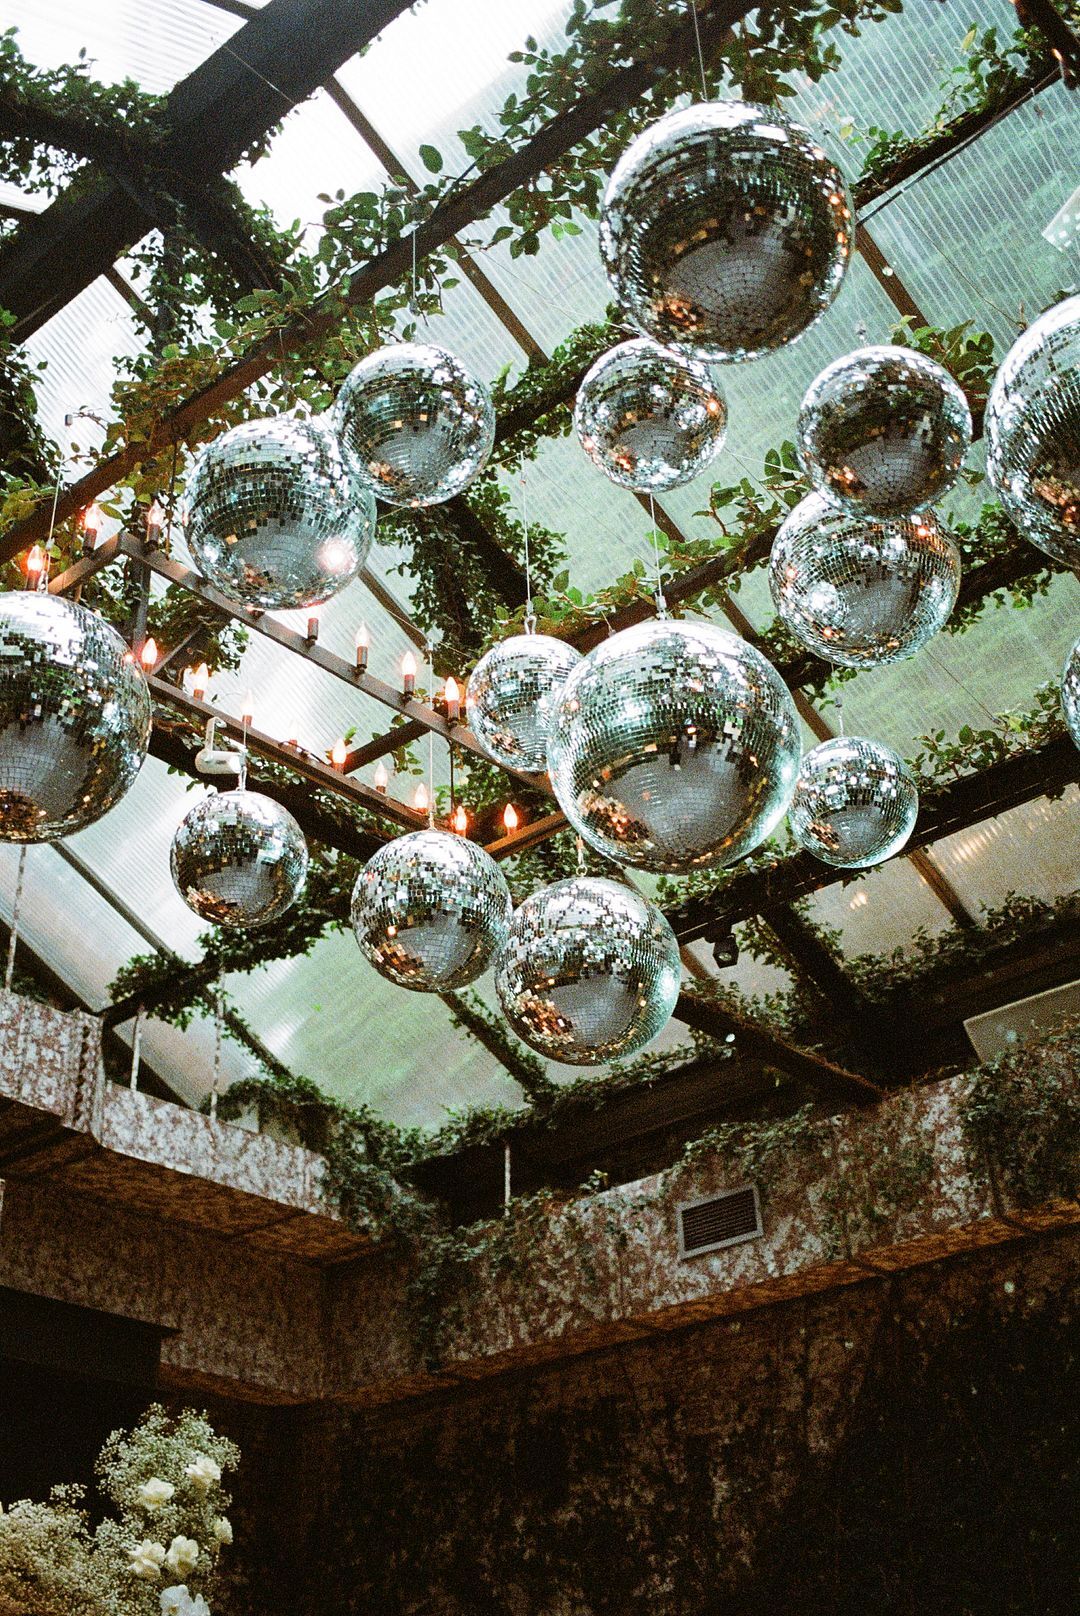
[8,0,243,95]
[806,849,953,956]
[23,275,145,446]
[930,787,1080,911]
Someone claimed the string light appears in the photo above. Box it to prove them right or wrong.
[373,761,389,794]
[241,689,255,726]
[503,803,519,833]
[305,606,320,643]
[331,738,348,770]
[25,545,46,590]
[191,662,209,702]
[452,803,468,835]
[414,781,429,813]
[443,675,461,723]
[81,503,103,553]
[401,649,417,696]
[146,497,166,544]
[139,637,158,671]
[355,622,370,672]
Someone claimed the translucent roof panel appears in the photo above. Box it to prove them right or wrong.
[10,0,243,94]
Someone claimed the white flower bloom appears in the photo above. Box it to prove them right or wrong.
[184,1455,221,1493]
[212,1516,233,1545]
[165,1535,200,1577]
[190,1598,210,1616]
[160,1590,190,1616]
[129,1540,167,1580]
[138,1477,176,1512]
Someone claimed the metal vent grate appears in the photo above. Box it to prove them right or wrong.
[678,1186,762,1258]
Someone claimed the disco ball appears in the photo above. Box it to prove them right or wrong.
[184,414,375,610]
[987,297,1080,567]
[466,633,583,773]
[0,592,151,843]
[332,341,495,507]
[797,345,972,517]
[598,101,853,364]
[547,619,801,873]
[495,876,681,1066]
[573,337,728,490]
[769,492,961,668]
[351,829,511,992]
[1062,635,1080,751]
[171,790,308,927]
[788,736,918,868]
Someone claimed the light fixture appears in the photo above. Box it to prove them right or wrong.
[443,675,461,723]
[401,650,417,696]
[355,622,370,672]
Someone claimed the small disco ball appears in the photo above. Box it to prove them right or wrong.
[466,633,583,773]
[184,414,375,611]
[0,592,151,843]
[987,297,1080,568]
[769,492,961,668]
[547,619,801,874]
[573,337,728,491]
[332,341,495,507]
[797,345,972,518]
[1062,635,1080,750]
[788,736,918,868]
[171,790,308,928]
[599,101,853,364]
[494,875,681,1066]
[351,829,511,992]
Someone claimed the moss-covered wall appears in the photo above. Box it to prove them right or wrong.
[210,1225,1080,1616]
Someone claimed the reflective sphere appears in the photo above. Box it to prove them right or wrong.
[466,634,583,773]
[987,296,1080,567]
[797,345,972,517]
[495,876,681,1066]
[0,592,151,843]
[184,414,375,610]
[599,101,853,364]
[769,492,960,668]
[789,737,917,868]
[573,338,727,490]
[1062,635,1080,751]
[548,619,801,873]
[332,342,495,507]
[351,830,511,992]
[171,790,308,928]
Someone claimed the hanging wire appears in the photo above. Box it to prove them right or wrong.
[576,835,587,875]
[923,643,1001,725]
[426,641,435,826]
[209,992,223,1118]
[4,846,27,993]
[688,0,709,101]
[648,493,668,618]
[520,456,535,632]
[834,695,845,737]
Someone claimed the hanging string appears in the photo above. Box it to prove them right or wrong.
[688,0,709,102]
[924,643,1000,725]
[576,835,587,875]
[834,695,845,737]
[648,493,668,618]
[426,641,435,827]
[520,456,535,633]
[4,846,27,993]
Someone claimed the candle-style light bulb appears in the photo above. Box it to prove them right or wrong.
[25,545,46,588]
[146,497,166,543]
[331,738,348,770]
[452,803,468,835]
[503,803,519,833]
[139,637,158,671]
[414,781,429,813]
[355,622,370,672]
[241,689,255,727]
[401,650,417,696]
[444,675,461,723]
[82,502,103,546]
[305,608,320,643]
[191,662,209,702]
[373,761,389,794]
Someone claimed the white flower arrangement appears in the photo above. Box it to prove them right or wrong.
[0,1406,239,1616]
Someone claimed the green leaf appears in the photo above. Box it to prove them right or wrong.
[419,144,443,173]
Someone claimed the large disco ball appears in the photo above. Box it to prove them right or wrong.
[1062,635,1080,750]
[797,345,972,517]
[332,342,495,507]
[986,296,1080,567]
[547,619,801,873]
[351,829,511,991]
[0,592,151,843]
[466,633,583,773]
[599,101,853,364]
[769,492,961,668]
[495,876,681,1066]
[171,790,308,927]
[184,414,375,610]
[788,736,917,868]
[573,337,727,490]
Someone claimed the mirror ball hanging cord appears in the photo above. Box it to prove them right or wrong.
[688,0,709,100]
